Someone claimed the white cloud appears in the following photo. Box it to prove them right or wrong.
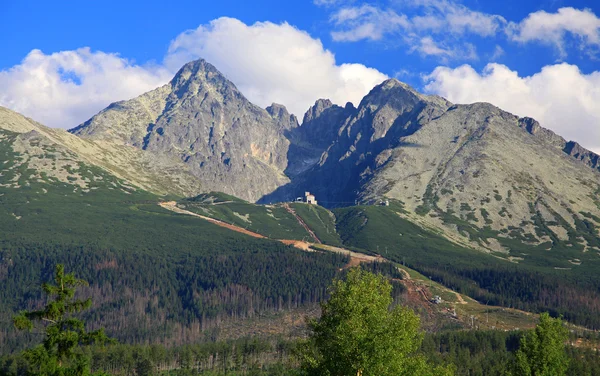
[490,45,505,61]
[411,37,478,62]
[0,18,388,128]
[329,0,505,44]
[410,0,505,36]
[313,0,352,6]
[424,63,600,153]
[508,7,600,55]
[415,37,452,57]
[165,17,388,118]
[330,5,410,41]
[0,48,172,129]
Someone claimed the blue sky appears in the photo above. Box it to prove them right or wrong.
[1,0,599,151]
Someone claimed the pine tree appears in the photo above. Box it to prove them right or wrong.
[13,264,114,376]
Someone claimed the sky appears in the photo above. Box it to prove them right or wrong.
[0,0,599,152]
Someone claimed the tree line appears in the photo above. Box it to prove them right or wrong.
[3,265,594,376]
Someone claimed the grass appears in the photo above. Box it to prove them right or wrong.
[178,196,344,244]
[289,203,342,245]
[178,199,312,240]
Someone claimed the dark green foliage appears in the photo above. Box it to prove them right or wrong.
[424,329,599,376]
[480,209,493,224]
[0,134,349,352]
[12,265,113,376]
[3,329,599,375]
[1,337,301,376]
[1,242,348,352]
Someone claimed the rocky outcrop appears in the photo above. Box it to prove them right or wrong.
[72,59,290,202]
[564,141,600,171]
[263,79,453,205]
[266,103,299,131]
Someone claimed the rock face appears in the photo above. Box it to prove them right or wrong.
[33,58,600,253]
[564,141,600,171]
[266,103,299,131]
[71,59,290,201]
[263,78,600,253]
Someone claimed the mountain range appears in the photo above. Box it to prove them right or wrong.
[60,58,600,256]
[1,57,600,351]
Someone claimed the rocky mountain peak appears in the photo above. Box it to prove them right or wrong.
[169,59,243,102]
[302,99,335,124]
[71,58,291,202]
[266,103,299,130]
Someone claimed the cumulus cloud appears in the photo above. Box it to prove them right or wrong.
[165,17,388,117]
[424,63,600,154]
[0,18,388,128]
[0,48,172,129]
[508,7,600,56]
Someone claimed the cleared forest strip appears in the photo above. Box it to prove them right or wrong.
[159,201,266,239]
[282,203,321,244]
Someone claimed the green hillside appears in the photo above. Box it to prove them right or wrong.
[178,196,309,241]
[0,132,349,353]
[173,191,600,329]
[333,204,600,328]
[289,202,342,245]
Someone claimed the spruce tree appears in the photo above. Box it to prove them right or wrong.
[13,264,113,376]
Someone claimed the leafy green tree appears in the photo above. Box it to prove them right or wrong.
[299,268,453,376]
[514,312,569,376]
[13,264,113,376]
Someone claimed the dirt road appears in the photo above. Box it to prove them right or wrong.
[159,201,266,239]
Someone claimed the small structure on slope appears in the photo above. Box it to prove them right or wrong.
[305,192,317,205]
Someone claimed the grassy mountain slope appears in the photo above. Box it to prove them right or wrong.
[177,195,341,245]
[0,106,202,197]
[0,131,349,352]
[333,203,600,328]
[169,194,600,328]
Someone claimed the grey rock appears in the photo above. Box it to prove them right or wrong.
[266,103,299,131]
[72,59,290,202]
[564,141,600,171]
